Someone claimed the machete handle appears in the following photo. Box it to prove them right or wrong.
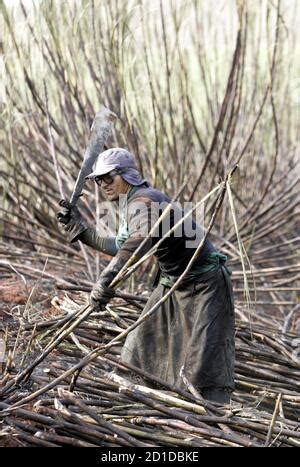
[57,199,72,224]
[59,199,71,209]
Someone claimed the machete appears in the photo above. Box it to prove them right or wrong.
[69,106,117,206]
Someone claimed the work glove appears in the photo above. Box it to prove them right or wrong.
[89,256,126,309]
[90,277,115,310]
[56,199,88,243]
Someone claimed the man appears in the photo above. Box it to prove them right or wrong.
[57,148,235,404]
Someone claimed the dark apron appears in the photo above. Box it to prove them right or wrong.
[120,262,235,391]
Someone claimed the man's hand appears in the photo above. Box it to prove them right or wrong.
[90,278,115,310]
[89,256,124,310]
[56,199,88,242]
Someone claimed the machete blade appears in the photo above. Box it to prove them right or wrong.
[70,106,117,206]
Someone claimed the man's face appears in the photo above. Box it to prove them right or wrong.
[98,173,131,201]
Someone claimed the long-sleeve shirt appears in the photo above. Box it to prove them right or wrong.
[104,184,215,280]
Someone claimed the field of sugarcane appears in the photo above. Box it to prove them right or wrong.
[0,0,299,447]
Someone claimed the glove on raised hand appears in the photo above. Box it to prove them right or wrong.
[56,199,88,243]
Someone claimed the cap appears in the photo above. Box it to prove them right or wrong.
[85,148,147,186]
